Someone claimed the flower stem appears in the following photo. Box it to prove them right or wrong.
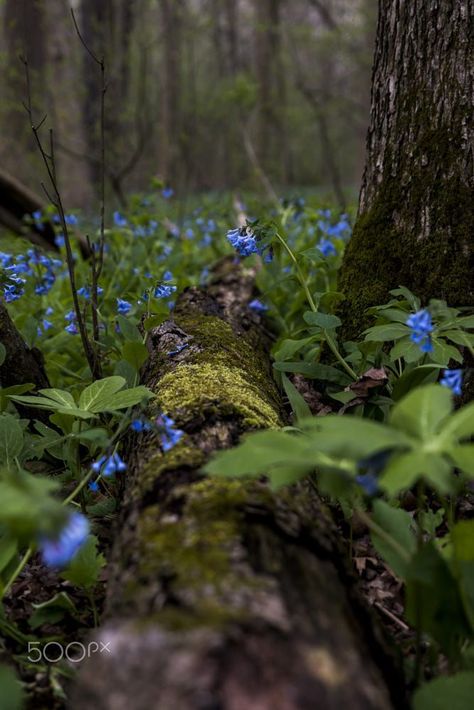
[2,547,33,598]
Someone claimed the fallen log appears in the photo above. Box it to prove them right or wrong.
[0,169,90,256]
[72,261,402,709]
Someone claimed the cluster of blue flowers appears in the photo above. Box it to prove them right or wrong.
[1,248,62,303]
[226,226,272,262]
[39,512,89,568]
[406,309,434,353]
[92,452,127,477]
[317,237,337,258]
[440,369,463,395]
[65,310,78,335]
[156,414,184,452]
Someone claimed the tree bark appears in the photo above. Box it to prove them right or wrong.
[338,0,474,339]
[72,262,401,709]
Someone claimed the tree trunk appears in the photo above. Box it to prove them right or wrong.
[158,0,185,184]
[338,0,474,339]
[72,262,401,709]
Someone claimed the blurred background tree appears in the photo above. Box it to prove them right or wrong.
[0,0,377,211]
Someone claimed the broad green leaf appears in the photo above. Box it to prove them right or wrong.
[273,361,352,385]
[114,359,137,387]
[405,542,469,658]
[443,330,474,347]
[390,337,422,363]
[439,402,474,443]
[0,383,34,412]
[78,376,125,412]
[413,673,474,710]
[452,521,474,627]
[61,535,105,589]
[0,414,24,464]
[380,451,453,495]
[300,415,412,460]
[303,311,341,330]
[431,338,463,366]
[390,384,452,440]
[205,430,311,478]
[363,323,409,341]
[117,315,142,342]
[371,500,416,578]
[448,445,474,476]
[273,336,315,362]
[373,308,410,324]
[9,394,66,410]
[122,341,149,370]
[0,665,24,710]
[0,536,18,575]
[38,388,76,408]
[392,365,442,402]
[281,373,311,420]
[92,385,152,413]
[29,591,78,629]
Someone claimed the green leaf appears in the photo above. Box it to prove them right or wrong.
[392,365,442,401]
[431,338,463,366]
[273,361,352,385]
[390,384,452,440]
[281,373,311,420]
[61,535,105,589]
[0,665,24,710]
[273,336,315,362]
[303,311,341,330]
[117,315,142,342]
[38,388,76,409]
[300,415,412,460]
[443,330,474,347]
[205,430,312,480]
[390,337,422,363]
[0,343,6,366]
[29,591,78,629]
[0,414,24,465]
[439,402,474,443]
[93,385,152,413]
[413,673,474,710]
[122,341,149,370]
[452,521,474,628]
[363,323,409,341]
[9,394,66,410]
[448,445,474,476]
[371,500,416,578]
[380,451,453,496]
[78,376,126,412]
[0,383,34,412]
[0,536,18,575]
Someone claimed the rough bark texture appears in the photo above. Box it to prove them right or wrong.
[72,262,401,709]
[338,0,474,339]
[0,301,50,420]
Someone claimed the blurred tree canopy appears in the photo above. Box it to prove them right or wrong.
[0,0,376,210]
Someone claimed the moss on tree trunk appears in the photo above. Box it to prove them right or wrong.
[338,0,474,340]
[72,262,401,709]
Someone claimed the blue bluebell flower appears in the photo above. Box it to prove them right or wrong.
[163,270,173,281]
[32,210,42,222]
[317,237,337,257]
[92,452,127,477]
[65,322,79,335]
[154,284,177,298]
[88,480,100,493]
[113,211,128,228]
[201,233,212,247]
[249,298,268,313]
[162,187,174,199]
[156,414,184,452]
[65,310,76,322]
[65,214,78,226]
[117,298,132,315]
[185,228,195,239]
[3,275,26,302]
[167,343,189,357]
[406,309,434,353]
[227,227,260,257]
[355,473,379,496]
[45,306,54,316]
[55,234,65,248]
[130,418,152,432]
[39,512,89,568]
[440,369,463,395]
[42,319,53,331]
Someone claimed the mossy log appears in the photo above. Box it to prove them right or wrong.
[338,1,474,340]
[73,262,401,709]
